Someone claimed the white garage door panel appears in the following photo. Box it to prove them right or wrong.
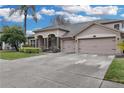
[78,37,116,54]
[63,40,75,53]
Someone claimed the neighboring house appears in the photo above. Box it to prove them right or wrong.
[0,31,12,50]
[27,35,35,47]
[28,19,124,55]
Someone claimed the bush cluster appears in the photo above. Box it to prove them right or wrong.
[19,47,41,53]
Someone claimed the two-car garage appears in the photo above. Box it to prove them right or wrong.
[61,37,117,54]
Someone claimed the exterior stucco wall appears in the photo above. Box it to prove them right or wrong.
[75,24,121,39]
[34,29,66,38]
[103,22,123,30]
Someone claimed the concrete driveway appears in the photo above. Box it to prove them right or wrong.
[0,53,124,88]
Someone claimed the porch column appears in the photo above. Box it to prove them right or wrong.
[35,39,37,48]
[47,38,49,49]
[43,38,46,49]
[2,42,5,50]
[56,37,59,49]
[75,39,79,54]
[60,39,63,52]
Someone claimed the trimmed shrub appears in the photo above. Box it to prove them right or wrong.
[19,47,41,53]
[22,44,32,47]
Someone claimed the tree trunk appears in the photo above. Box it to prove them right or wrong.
[14,45,19,51]
[24,12,27,35]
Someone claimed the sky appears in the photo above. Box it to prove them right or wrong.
[0,5,124,35]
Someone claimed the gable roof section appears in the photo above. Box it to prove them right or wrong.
[63,22,121,38]
[76,23,121,37]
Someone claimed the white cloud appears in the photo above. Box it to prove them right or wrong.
[0,8,11,17]
[27,12,42,20]
[35,12,42,20]
[40,8,55,16]
[0,6,119,24]
[61,5,119,15]
[55,11,100,23]
[85,6,118,15]
[26,30,34,35]
[64,14,100,23]
[61,5,84,13]
[0,8,42,22]
[0,8,24,22]
[55,11,69,15]
[6,10,24,22]
[120,14,124,17]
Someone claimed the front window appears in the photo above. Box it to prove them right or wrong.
[114,24,120,30]
[31,40,35,47]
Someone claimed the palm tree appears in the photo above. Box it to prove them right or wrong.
[9,5,37,35]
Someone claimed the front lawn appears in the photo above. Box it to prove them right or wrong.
[104,58,124,84]
[0,51,41,60]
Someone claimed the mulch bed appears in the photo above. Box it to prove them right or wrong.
[116,54,124,58]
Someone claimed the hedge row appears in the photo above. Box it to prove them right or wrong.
[19,47,41,53]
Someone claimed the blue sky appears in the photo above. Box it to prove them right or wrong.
[0,5,124,34]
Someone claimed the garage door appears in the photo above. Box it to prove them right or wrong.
[62,40,75,53]
[78,37,116,54]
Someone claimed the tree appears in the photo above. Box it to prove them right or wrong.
[9,5,37,35]
[51,15,71,26]
[1,26,26,51]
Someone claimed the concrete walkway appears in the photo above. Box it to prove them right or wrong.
[0,53,124,88]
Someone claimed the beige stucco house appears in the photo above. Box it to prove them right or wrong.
[28,19,124,55]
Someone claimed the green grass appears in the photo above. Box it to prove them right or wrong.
[0,50,41,60]
[104,58,124,84]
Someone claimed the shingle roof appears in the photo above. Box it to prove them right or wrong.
[34,19,124,37]
[34,25,70,32]
[94,19,124,24]
[62,22,94,37]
